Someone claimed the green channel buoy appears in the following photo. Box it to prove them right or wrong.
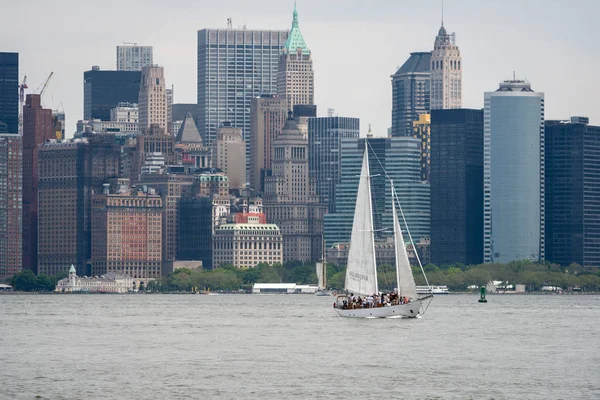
[478,286,487,303]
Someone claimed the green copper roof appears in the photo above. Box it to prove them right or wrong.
[284,3,310,55]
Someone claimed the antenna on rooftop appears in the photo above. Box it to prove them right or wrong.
[441,0,444,26]
[227,18,233,29]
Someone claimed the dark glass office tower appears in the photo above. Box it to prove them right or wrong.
[545,118,600,267]
[308,116,360,213]
[0,52,18,134]
[391,52,431,137]
[83,67,141,121]
[430,109,483,266]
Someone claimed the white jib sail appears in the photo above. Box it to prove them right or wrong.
[392,184,418,301]
[316,261,325,290]
[344,146,378,296]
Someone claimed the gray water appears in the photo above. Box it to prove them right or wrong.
[1,294,599,400]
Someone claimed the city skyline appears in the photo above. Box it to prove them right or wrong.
[2,0,598,136]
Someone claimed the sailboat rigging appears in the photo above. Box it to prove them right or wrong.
[334,142,433,318]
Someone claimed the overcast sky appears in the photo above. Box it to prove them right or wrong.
[2,0,599,136]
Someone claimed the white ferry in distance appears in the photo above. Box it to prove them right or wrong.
[416,285,449,295]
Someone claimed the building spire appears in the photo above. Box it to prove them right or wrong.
[441,0,444,27]
[284,1,310,55]
[293,1,298,26]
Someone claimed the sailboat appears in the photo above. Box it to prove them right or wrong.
[315,236,331,296]
[334,144,433,318]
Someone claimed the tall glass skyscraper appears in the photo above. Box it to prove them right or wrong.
[308,116,360,213]
[0,52,18,134]
[430,109,483,266]
[545,118,600,267]
[324,137,430,250]
[197,28,289,166]
[390,52,431,137]
[484,80,545,263]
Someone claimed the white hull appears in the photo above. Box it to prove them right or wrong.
[334,299,424,318]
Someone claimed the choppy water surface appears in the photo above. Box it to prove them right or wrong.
[1,294,599,399]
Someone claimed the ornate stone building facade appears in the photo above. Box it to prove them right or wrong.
[249,94,287,193]
[277,4,314,112]
[430,22,462,110]
[138,65,167,132]
[91,179,163,281]
[213,215,283,269]
[211,123,246,190]
[263,113,326,262]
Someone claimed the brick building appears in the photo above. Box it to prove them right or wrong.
[91,179,163,282]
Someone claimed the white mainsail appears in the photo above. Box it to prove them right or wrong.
[344,146,378,296]
[316,261,326,290]
[392,184,418,301]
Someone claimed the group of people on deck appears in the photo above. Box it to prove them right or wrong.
[335,291,411,310]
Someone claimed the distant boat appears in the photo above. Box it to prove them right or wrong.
[315,236,331,296]
[416,285,449,295]
[333,144,433,318]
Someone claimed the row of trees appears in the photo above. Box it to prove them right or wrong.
[8,270,68,292]
[5,260,600,293]
[147,262,331,292]
[149,260,600,293]
[416,260,600,292]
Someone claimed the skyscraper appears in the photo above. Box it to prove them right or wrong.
[0,134,22,280]
[212,122,246,190]
[166,86,173,135]
[0,52,18,134]
[37,135,121,275]
[197,28,288,150]
[391,52,431,137]
[22,94,53,272]
[545,118,600,267]
[430,23,462,110]
[484,80,544,263]
[138,65,167,132]
[308,116,360,213]
[430,109,483,266]
[324,136,430,250]
[249,94,287,193]
[263,113,325,262]
[412,113,431,181]
[83,66,141,121]
[277,4,314,112]
[91,179,163,281]
[116,44,153,71]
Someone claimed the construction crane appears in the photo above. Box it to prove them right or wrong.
[38,72,54,97]
[35,72,54,107]
[19,76,28,104]
[18,75,27,135]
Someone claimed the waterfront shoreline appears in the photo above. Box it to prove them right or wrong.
[2,291,599,295]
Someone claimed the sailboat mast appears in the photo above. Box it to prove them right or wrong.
[322,233,327,289]
[364,143,378,295]
[391,181,401,294]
